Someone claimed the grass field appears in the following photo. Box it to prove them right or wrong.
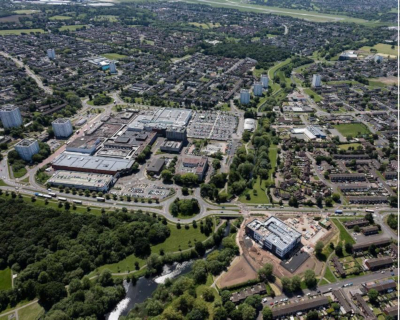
[90,222,209,275]
[331,219,355,245]
[323,265,337,283]
[13,167,27,179]
[333,123,370,137]
[59,25,87,31]
[0,29,45,35]
[14,10,39,14]
[304,88,322,102]
[239,176,270,204]
[338,143,362,150]
[49,15,72,20]
[103,53,127,60]
[94,15,118,22]
[360,43,398,56]
[0,180,8,186]
[0,268,12,291]
[17,302,44,320]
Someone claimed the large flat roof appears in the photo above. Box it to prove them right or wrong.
[247,217,301,252]
[127,108,192,130]
[52,152,134,172]
[48,170,113,188]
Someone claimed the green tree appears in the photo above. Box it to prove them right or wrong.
[258,263,273,281]
[291,275,301,292]
[368,289,379,303]
[37,281,67,310]
[304,270,317,288]
[263,306,273,320]
[306,310,319,320]
[335,245,343,256]
[315,241,324,256]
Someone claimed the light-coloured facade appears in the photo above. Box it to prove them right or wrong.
[15,139,39,161]
[0,105,22,129]
[240,89,250,104]
[253,82,263,97]
[261,75,269,88]
[47,48,56,59]
[311,74,321,88]
[109,61,117,74]
[52,118,73,138]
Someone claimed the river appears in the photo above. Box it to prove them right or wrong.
[106,221,231,319]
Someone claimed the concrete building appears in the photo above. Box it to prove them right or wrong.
[339,51,358,61]
[52,152,135,175]
[177,156,208,180]
[48,170,114,192]
[245,217,302,258]
[240,89,250,104]
[147,158,165,175]
[160,140,183,153]
[261,74,269,88]
[311,74,322,88]
[291,126,325,141]
[52,118,73,138]
[244,118,256,131]
[374,55,383,63]
[253,82,263,97]
[47,48,56,59]
[109,61,117,74]
[166,126,187,141]
[0,105,23,129]
[15,139,39,161]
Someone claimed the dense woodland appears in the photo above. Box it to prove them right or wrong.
[0,199,171,314]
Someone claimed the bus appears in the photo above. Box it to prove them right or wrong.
[365,209,374,213]
[96,197,105,202]
[48,192,56,197]
[43,195,52,199]
[57,197,67,201]
[73,200,82,204]
[335,210,343,214]
[34,193,43,197]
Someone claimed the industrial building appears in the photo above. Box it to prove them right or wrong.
[177,156,208,180]
[128,108,192,132]
[339,51,358,60]
[311,74,321,87]
[147,158,166,175]
[245,217,302,258]
[0,105,23,129]
[15,139,40,161]
[47,48,56,59]
[48,170,114,192]
[66,136,103,155]
[244,118,256,131]
[261,74,269,88]
[52,152,135,175]
[52,118,73,138]
[240,89,250,104]
[253,82,263,96]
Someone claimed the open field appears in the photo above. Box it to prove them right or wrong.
[218,256,258,288]
[304,88,322,102]
[338,143,362,150]
[333,123,370,137]
[94,15,118,22]
[0,29,45,35]
[331,219,355,245]
[323,265,336,283]
[17,302,44,320]
[369,76,398,86]
[0,268,12,291]
[188,22,221,29]
[239,176,270,204]
[49,15,73,20]
[360,43,398,56]
[103,53,128,60]
[59,25,87,31]
[14,10,39,14]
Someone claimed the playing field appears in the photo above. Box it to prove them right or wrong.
[360,43,398,57]
[49,15,72,20]
[333,123,370,137]
[59,25,87,31]
[0,29,45,35]
[103,53,128,60]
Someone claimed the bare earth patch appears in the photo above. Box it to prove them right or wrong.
[218,256,258,288]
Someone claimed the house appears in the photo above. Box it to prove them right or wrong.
[332,289,353,314]
[352,238,391,252]
[365,257,393,271]
[344,219,369,229]
[361,225,379,236]
[272,296,329,318]
[363,279,396,293]
[348,196,388,204]
[332,256,346,277]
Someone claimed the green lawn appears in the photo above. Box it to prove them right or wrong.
[304,88,322,102]
[333,123,370,137]
[14,10,40,14]
[319,278,329,286]
[103,53,127,60]
[338,143,362,150]
[331,219,355,244]
[17,302,44,320]
[90,222,209,275]
[0,29,45,35]
[0,268,12,291]
[49,15,72,20]
[360,43,398,56]
[323,265,337,283]
[59,25,87,31]
[239,176,270,204]
[94,15,118,22]
[0,180,8,186]
[13,167,27,179]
